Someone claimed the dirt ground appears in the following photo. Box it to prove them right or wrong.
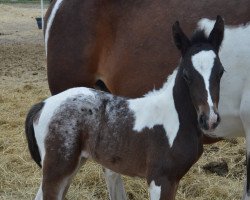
[0,3,246,200]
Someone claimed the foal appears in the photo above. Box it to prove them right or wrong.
[25,17,224,200]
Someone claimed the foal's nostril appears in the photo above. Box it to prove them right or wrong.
[217,113,221,123]
[199,114,208,130]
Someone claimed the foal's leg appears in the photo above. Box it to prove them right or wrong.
[35,184,43,200]
[148,176,178,200]
[40,151,84,200]
[61,158,87,199]
[103,168,127,200]
[240,83,250,200]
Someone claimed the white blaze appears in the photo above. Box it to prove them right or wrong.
[192,50,217,127]
[192,50,216,107]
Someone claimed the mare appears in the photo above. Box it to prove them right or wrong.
[44,1,250,199]
[26,18,225,199]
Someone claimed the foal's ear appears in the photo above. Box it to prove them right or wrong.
[208,15,224,53]
[172,21,191,56]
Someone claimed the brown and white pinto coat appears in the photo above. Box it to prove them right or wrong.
[26,18,224,200]
[45,1,250,199]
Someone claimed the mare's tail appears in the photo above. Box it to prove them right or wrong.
[25,102,45,168]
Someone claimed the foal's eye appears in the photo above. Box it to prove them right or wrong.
[182,70,192,84]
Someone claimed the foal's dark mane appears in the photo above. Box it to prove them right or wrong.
[190,30,210,45]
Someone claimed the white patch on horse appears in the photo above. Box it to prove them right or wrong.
[33,88,95,164]
[149,181,161,200]
[191,50,216,107]
[128,70,179,147]
[45,0,64,56]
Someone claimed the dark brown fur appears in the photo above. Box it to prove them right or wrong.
[45,0,249,144]
[25,102,45,167]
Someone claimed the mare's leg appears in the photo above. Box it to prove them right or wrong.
[240,81,250,200]
[147,175,178,200]
[103,168,127,200]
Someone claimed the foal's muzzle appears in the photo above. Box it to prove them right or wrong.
[198,110,221,131]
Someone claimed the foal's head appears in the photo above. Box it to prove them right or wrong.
[172,16,225,132]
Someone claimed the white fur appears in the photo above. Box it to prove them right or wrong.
[128,70,179,147]
[45,0,64,56]
[191,50,216,107]
[149,181,161,200]
[35,184,43,200]
[33,88,95,165]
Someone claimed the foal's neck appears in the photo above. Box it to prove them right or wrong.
[128,68,198,146]
[173,68,198,125]
[130,68,196,121]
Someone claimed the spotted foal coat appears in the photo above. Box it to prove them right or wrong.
[26,17,224,200]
